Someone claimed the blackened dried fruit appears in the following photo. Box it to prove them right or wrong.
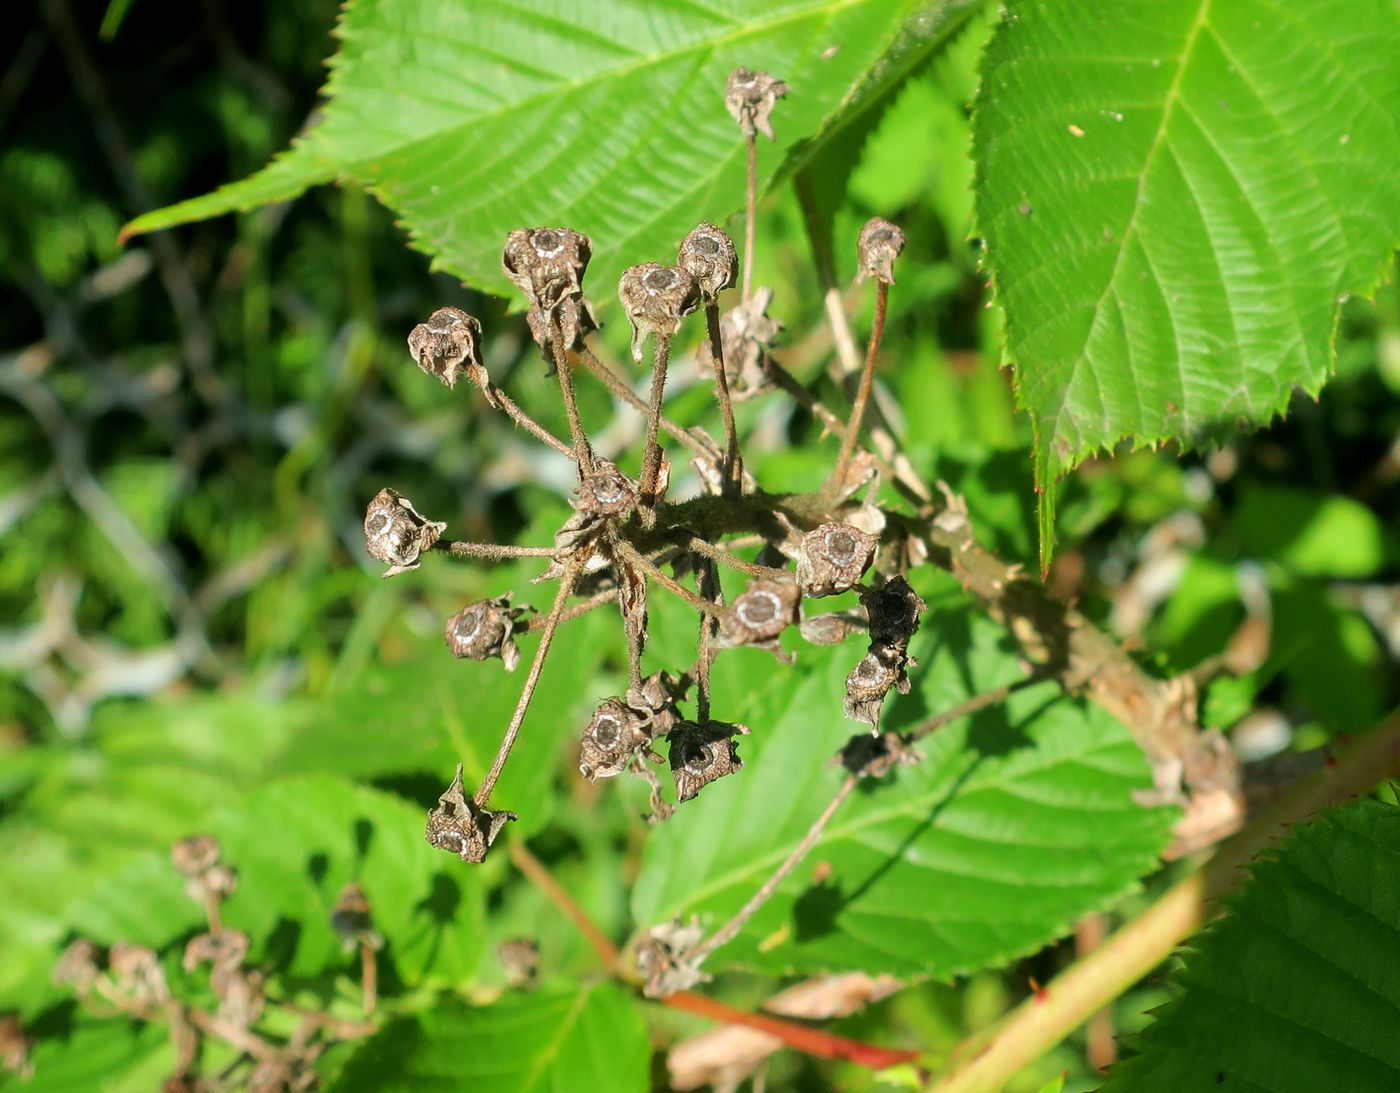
[617,263,701,363]
[856,217,906,285]
[578,697,651,781]
[668,720,748,801]
[171,834,221,877]
[678,222,737,300]
[444,596,526,671]
[575,461,638,517]
[836,730,920,778]
[501,227,598,354]
[364,487,447,578]
[797,522,878,597]
[425,764,517,863]
[862,576,926,652]
[843,649,909,732]
[407,306,483,389]
[720,578,799,647]
[725,67,787,141]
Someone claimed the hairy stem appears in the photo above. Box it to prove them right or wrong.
[614,539,724,619]
[476,376,575,460]
[549,333,594,475]
[577,342,717,466]
[685,775,857,967]
[695,556,720,722]
[639,334,672,512]
[433,540,558,560]
[829,279,889,496]
[684,533,788,579]
[705,300,744,489]
[522,587,617,632]
[742,134,757,302]
[474,560,581,805]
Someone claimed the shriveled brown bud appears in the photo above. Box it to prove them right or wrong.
[109,942,169,1004]
[445,596,526,671]
[856,217,906,285]
[331,883,384,951]
[861,576,926,653]
[575,461,638,517]
[53,939,103,993]
[501,227,599,355]
[407,306,483,389]
[579,698,651,781]
[183,929,249,974]
[171,834,221,877]
[720,579,799,648]
[425,764,516,863]
[364,488,446,578]
[725,67,787,141]
[625,670,688,739]
[669,720,749,802]
[0,1014,32,1080]
[636,916,710,998]
[617,263,701,363]
[799,611,856,646]
[678,222,737,300]
[844,649,910,732]
[797,523,878,597]
[699,286,783,399]
[836,731,920,778]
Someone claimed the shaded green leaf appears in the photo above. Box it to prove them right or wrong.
[124,0,972,297]
[330,981,648,1092]
[631,596,1175,977]
[1104,797,1400,1093]
[972,0,1400,566]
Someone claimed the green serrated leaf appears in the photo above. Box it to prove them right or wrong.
[972,0,1400,568]
[1103,796,1400,1092]
[631,604,1175,977]
[329,981,648,1092]
[123,0,968,298]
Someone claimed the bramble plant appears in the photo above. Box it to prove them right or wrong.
[5,1,1400,1091]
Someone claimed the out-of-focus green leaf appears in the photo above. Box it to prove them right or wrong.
[329,981,649,1092]
[973,0,1400,567]
[1233,486,1390,578]
[16,1017,170,1093]
[632,590,1175,977]
[1104,797,1400,1092]
[123,0,975,298]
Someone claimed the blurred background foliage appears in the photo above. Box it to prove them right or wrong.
[2,2,1398,1090]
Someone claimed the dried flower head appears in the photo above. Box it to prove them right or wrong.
[725,67,788,141]
[678,222,738,300]
[861,576,926,653]
[108,942,169,1004]
[668,720,749,801]
[364,488,447,578]
[799,610,857,646]
[53,938,103,992]
[720,578,799,648]
[843,649,910,732]
[425,764,517,863]
[617,263,701,363]
[171,834,221,877]
[636,916,710,997]
[445,596,527,671]
[625,670,688,739]
[0,1013,32,1080]
[856,217,906,285]
[501,227,598,354]
[331,883,385,951]
[579,697,652,781]
[575,461,638,517]
[182,930,250,974]
[797,522,878,597]
[407,306,483,389]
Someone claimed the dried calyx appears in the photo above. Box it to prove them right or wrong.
[407,306,483,389]
[579,698,653,781]
[501,227,598,354]
[364,488,446,578]
[576,461,638,517]
[797,522,878,597]
[678,222,737,301]
[844,577,927,733]
[445,596,527,671]
[725,67,787,141]
[668,720,749,801]
[856,217,906,285]
[719,578,799,653]
[701,286,783,398]
[425,764,517,863]
[617,263,701,363]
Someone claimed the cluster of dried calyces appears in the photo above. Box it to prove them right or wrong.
[363,67,916,865]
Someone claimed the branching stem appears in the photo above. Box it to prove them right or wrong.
[639,334,672,512]
[548,333,594,475]
[704,300,744,489]
[829,280,888,496]
[683,533,788,579]
[613,539,723,619]
[476,377,575,459]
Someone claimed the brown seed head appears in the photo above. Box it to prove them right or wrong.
[364,488,447,578]
[668,720,749,802]
[678,222,737,300]
[501,227,598,354]
[425,764,517,863]
[183,929,250,973]
[171,834,221,877]
[720,578,799,647]
[575,461,638,517]
[53,938,103,992]
[617,263,701,363]
[843,648,910,733]
[579,697,651,781]
[725,67,788,141]
[857,217,906,285]
[797,523,878,597]
[625,670,688,740]
[108,942,169,1004]
[444,596,526,671]
[406,306,483,389]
